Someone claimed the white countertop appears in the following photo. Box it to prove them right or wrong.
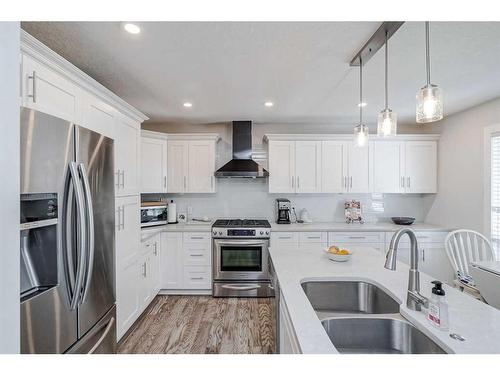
[270,245,500,354]
[270,221,449,232]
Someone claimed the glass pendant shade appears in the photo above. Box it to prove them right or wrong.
[416,84,443,123]
[354,124,369,147]
[377,108,397,137]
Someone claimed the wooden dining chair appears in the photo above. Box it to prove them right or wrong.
[445,229,497,299]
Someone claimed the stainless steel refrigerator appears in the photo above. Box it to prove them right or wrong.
[20,107,116,354]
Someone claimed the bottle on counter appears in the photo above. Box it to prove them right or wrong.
[168,199,177,223]
[427,280,449,331]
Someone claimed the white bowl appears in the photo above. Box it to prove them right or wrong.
[324,248,352,262]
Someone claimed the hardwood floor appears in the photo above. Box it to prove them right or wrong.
[118,295,276,354]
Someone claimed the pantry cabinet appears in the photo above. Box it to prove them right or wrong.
[141,132,168,193]
[166,135,219,193]
[265,134,438,195]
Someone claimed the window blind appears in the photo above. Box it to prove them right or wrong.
[491,134,500,256]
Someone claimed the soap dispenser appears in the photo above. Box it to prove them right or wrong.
[427,280,449,331]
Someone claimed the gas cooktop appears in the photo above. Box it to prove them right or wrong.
[212,219,271,228]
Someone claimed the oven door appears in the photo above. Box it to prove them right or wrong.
[213,239,269,281]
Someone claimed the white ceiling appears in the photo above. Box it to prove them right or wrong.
[21,21,500,126]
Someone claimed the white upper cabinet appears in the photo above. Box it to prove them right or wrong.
[167,140,189,193]
[21,53,80,123]
[295,141,322,193]
[269,141,296,193]
[347,142,372,193]
[166,135,219,193]
[81,91,116,138]
[373,141,404,193]
[141,134,168,193]
[115,115,141,197]
[405,141,437,193]
[188,140,216,193]
[321,141,346,193]
[265,135,438,194]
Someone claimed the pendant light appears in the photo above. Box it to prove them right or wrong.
[377,30,397,137]
[416,21,443,123]
[354,57,369,147]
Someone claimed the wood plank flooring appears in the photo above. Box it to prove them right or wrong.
[118,295,276,354]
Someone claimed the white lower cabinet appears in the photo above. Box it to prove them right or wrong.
[279,293,301,354]
[116,257,139,340]
[160,232,212,291]
[271,232,326,250]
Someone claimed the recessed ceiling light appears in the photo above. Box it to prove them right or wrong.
[264,101,274,107]
[358,102,367,107]
[123,23,141,34]
[183,102,193,108]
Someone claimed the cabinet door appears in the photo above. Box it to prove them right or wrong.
[188,140,216,193]
[295,141,322,193]
[269,141,295,193]
[21,54,80,122]
[115,116,140,196]
[167,141,189,193]
[372,141,404,193]
[81,92,116,138]
[150,236,161,295]
[137,253,150,309]
[322,141,347,193]
[160,232,183,289]
[116,257,139,340]
[141,137,167,193]
[405,141,437,193]
[347,142,372,193]
[115,196,140,264]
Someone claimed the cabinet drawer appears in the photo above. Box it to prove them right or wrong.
[183,266,211,289]
[299,232,327,243]
[183,232,211,243]
[386,231,448,245]
[183,243,211,266]
[271,232,299,243]
[329,231,385,244]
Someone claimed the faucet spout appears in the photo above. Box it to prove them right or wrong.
[384,228,429,311]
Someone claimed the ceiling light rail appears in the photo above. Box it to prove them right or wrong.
[349,22,404,67]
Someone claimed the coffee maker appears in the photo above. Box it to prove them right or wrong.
[276,198,292,224]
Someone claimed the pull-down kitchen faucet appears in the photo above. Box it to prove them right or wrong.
[384,228,429,311]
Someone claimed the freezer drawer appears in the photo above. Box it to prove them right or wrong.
[66,305,116,354]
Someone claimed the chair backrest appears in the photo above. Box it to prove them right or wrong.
[445,229,496,277]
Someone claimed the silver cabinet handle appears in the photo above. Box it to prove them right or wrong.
[190,236,204,240]
[184,176,187,190]
[422,249,425,262]
[401,176,405,188]
[190,277,204,280]
[190,254,204,257]
[142,262,147,277]
[116,207,121,230]
[278,236,292,239]
[344,176,348,189]
[307,236,321,239]
[153,242,157,256]
[291,176,294,189]
[211,176,214,189]
[407,176,411,189]
[348,236,366,239]
[115,171,120,189]
[121,170,125,189]
[28,70,36,103]
[164,176,167,188]
[121,205,125,230]
[350,176,353,188]
[297,176,300,189]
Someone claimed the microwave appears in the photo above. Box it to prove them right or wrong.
[140,204,168,227]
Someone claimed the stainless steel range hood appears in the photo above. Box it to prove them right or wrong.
[215,121,269,178]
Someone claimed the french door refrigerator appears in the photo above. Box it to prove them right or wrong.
[20,107,116,354]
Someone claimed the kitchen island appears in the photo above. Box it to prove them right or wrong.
[269,245,500,354]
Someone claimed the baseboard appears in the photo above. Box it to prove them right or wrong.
[158,289,212,296]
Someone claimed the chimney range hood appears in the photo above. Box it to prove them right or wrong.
[214,121,269,178]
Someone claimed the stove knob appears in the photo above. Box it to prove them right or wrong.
[260,231,264,235]
[219,231,223,235]
[212,230,217,236]
[266,231,269,235]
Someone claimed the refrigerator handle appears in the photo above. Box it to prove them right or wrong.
[78,163,95,304]
[63,173,76,295]
[68,162,88,310]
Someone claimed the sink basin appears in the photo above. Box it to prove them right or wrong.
[301,281,400,315]
[321,317,447,354]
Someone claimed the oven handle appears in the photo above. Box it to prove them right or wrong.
[215,240,268,247]
[221,284,262,291]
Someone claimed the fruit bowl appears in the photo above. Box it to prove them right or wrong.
[324,248,352,262]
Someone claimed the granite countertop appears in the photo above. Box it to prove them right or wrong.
[270,221,450,232]
[270,245,500,354]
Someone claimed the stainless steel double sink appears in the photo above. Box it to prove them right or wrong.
[301,281,446,354]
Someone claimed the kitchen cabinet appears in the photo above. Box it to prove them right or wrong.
[141,133,168,193]
[373,140,437,194]
[271,231,327,250]
[116,257,139,339]
[81,91,116,138]
[321,141,346,193]
[279,293,301,354]
[347,142,372,193]
[142,233,161,296]
[268,140,321,193]
[21,53,81,123]
[160,232,212,291]
[115,115,141,197]
[137,252,151,309]
[167,135,219,193]
[115,196,141,264]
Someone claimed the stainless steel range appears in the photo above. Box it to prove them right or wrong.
[212,219,273,297]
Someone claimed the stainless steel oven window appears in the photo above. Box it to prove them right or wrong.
[220,245,262,272]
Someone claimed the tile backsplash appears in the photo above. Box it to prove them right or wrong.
[142,178,430,223]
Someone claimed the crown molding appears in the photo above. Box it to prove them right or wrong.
[141,130,220,142]
[263,133,440,142]
[21,30,148,123]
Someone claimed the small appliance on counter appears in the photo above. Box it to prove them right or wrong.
[276,198,291,224]
[345,200,364,224]
[140,202,168,228]
[168,199,178,224]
